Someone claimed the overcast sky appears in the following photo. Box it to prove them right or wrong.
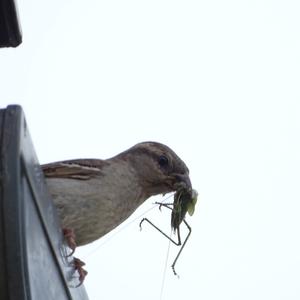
[1,0,300,299]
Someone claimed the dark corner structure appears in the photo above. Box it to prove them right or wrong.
[0,106,89,300]
[0,0,22,47]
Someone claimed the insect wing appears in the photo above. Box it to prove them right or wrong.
[187,202,195,216]
[187,190,198,216]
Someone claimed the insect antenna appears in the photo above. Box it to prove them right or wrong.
[159,229,172,300]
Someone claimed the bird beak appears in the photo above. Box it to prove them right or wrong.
[173,173,192,191]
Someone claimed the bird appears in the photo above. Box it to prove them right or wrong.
[42,141,192,283]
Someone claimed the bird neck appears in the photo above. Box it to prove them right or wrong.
[103,157,148,207]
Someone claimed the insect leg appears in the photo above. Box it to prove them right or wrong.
[139,218,181,246]
[154,202,173,211]
[171,219,192,276]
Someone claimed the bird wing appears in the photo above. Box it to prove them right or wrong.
[42,159,107,180]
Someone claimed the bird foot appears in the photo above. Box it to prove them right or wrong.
[63,228,77,256]
[73,257,88,287]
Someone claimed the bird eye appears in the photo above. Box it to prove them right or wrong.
[158,155,169,168]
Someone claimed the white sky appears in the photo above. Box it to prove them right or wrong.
[1,0,300,299]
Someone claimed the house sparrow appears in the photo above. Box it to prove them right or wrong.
[42,141,192,283]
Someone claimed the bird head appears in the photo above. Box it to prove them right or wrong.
[120,142,192,197]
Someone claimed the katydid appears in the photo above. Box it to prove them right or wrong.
[140,188,198,275]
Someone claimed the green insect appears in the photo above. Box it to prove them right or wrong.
[140,188,198,276]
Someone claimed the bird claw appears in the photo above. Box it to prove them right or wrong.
[73,257,88,287]
[63,228,77,256]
